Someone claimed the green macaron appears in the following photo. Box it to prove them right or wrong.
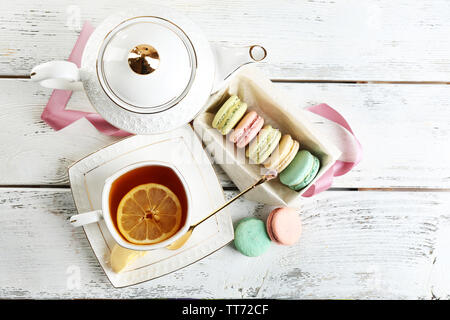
[279,150,320,191]
[212,95,247,135]
[246,125,282,164]
[234,217,271,257]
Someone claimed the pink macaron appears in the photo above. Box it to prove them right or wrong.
[266,207,302,245]
[229,111,264,148]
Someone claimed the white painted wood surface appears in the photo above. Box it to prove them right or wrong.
[1,0,450,81]
[1,80,450,189]
[0,189,449,299]
[0,0,450,299]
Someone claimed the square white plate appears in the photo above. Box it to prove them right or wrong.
[68,124,234,288]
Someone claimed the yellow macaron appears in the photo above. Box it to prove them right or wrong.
[263,134,299,172]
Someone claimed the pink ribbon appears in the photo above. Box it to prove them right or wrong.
[302,103,362,197]
[41,23,361,197]
[40,22,131,137]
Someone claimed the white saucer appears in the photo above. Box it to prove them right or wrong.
[68,124,233,288]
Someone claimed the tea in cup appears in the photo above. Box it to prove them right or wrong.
[69,161,191,250]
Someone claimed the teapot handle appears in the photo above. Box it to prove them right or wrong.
[30,61,83,91]
[210,44,267,93]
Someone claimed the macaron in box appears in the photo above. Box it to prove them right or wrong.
[193,67,341,206]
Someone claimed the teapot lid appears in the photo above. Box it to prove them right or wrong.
[98,16,196,113]
[81,7,215,134]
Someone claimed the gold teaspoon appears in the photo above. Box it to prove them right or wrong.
[166,171,277,250]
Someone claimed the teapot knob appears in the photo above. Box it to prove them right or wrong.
[128,44,160,75]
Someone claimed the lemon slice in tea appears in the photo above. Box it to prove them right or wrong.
[117,183,182,245]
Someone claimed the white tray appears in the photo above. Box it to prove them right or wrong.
[68,125,233,288]
[194,67,342,205]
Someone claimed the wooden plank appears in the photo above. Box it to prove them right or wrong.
[1,0,450,81]
[285,82,450,189]
[1,79,449,189]
[0,188,449,299]
[0,81,118,185]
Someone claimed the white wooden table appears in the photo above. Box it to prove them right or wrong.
[1,0,450,299]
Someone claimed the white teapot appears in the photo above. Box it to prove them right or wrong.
[30,6,266,134]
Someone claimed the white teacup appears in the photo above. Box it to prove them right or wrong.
[69,161,192,251]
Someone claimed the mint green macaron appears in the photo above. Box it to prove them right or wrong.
[234,217,271,257]
[279,150,320,191]
[212,95,247,135]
